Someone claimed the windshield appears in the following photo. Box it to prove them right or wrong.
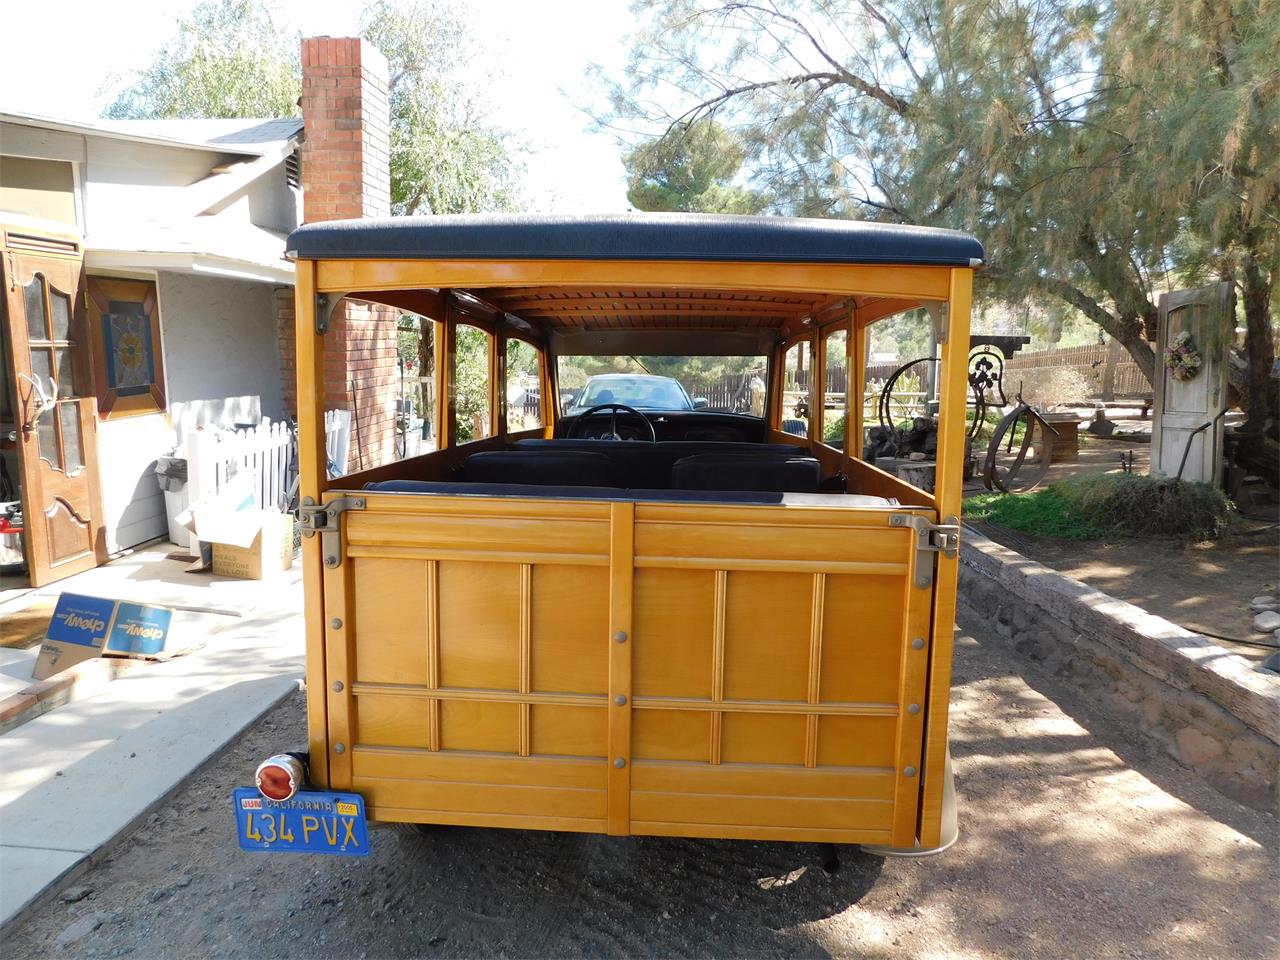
[574,376,691,411]
[559,356,767,415]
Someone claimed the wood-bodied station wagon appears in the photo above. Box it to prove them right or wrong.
[237,213,980,860]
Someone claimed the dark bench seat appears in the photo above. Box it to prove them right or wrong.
[366,480,623,499]
[459,449,619,486]
[670,453,820,493]
[511,439,809,489]
[364,479,897,508]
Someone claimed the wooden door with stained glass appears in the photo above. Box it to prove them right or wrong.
[1,229,106,585]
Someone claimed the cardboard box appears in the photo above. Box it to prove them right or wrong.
[179,475,295,580]
[32,593,177,679]
[32,593,116,680]
[103,601,175,658]
[211,511,295,580]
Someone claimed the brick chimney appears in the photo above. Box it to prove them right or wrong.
[278,36,398,470]
[299,37,391,221]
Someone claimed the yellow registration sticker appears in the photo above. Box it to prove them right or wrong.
[335,801,359,817]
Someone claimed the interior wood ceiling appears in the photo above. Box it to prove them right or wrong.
[475,286,835,330]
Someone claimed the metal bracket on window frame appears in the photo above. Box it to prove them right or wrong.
[299,496,365,569]
[889,513,960,588]
[315,292,351,335]
[924,301,949,345]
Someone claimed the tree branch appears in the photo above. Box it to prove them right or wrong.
[1036,275,1155,381]
[853,0,923,87]
[666,72,844,130]
[719,3,911,115]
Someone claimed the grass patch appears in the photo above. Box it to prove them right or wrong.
[964,474,1235,541]
[965,487,1102,539]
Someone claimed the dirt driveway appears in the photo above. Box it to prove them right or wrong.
[5,613,1275,959]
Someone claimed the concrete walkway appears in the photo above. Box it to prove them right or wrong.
[0,545,305,932]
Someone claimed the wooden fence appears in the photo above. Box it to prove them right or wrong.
[1002,342,1151,398]
[864,342,1153,401]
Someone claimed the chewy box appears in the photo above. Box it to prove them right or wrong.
[33,594,175,679]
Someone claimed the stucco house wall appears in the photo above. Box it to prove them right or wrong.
[161,272,284,419]
[95,271,287,553]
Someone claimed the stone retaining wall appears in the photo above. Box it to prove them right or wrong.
[958,527,1279,813]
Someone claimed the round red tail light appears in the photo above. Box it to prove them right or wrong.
[255,754,305,802]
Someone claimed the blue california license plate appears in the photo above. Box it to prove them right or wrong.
[232,787,370,856]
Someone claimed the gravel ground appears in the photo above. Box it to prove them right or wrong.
[4,613,1275,960]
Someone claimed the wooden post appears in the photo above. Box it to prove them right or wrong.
[918,266,973,848]
[814,331,827,444]
[494,327,507,443]
[806,334,818,442]
[294,259,330,787]
[851,316,867,458]
[442,300,459,450]
[606,502,634,836]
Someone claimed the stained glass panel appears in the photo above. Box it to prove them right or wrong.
[102,300,156,395]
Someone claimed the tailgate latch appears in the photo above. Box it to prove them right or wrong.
[299,496,366,569]
[889,513,960,588]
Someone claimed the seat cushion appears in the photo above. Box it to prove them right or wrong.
[670,454,822,493]
[365,480,621,499]
[511,439,809,488]
[459,449,618,486]
[628,489,897,507]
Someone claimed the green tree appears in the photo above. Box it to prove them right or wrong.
[625,120,767,213]
[453,324,491,442]
[1103,0,1279,432]
[105,0,523,217]
[361,0,523,214]
[604,1,1277,430]
[104,0,299,119]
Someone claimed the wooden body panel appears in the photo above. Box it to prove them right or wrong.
[323,491,930,846]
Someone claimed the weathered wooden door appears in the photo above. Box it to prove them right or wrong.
[1151,283,1233,486]
[0,228,106,585]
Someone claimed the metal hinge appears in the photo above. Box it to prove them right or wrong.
[889,513,960,588]
[298,496,365,569]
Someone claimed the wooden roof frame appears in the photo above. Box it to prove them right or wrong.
[320,259,951,349]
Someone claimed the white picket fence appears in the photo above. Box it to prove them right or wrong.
[325,409,352,478]
[175,413,350,552]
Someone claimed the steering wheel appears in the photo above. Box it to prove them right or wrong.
[567,403,657,442]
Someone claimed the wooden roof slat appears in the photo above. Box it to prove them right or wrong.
[504,301,803,318]
[484,287,819,308]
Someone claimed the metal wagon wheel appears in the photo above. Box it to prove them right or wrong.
[982,403,1058,493]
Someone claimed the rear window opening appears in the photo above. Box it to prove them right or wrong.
[558,356,767,417]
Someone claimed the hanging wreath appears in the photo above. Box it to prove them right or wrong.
[1164,331,1202,382]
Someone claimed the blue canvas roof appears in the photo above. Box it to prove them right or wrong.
[286,213,984,267]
